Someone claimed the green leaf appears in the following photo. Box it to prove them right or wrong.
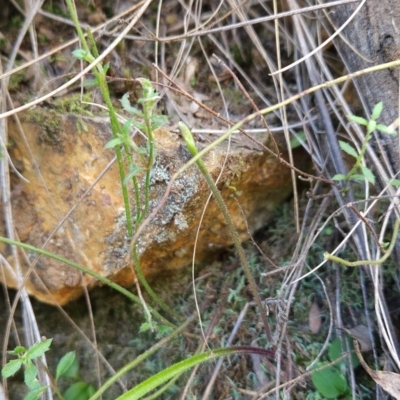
[178,122,198,156]
[23,386,47,400]
[155,325,174,339]
[72,49,95,63]
[60,356,80,380]
[1,359,23,377]
[347,115,368,126]
[115,347,261,400]
[350,174,366,182]
[72,49,88,60]
[311,363,348,398]
[9,346,26,355]
[123,164,145,185]
[328,338,343,363]
[24,361,39,389]
[63,381,96,400]
[332,174,348,181]
[83,79,98,88]
[25,339,52,360]
[138,78,157,100]
[290,131,306,149]
[359,165,375,184]
[367,119,377,134]
[120,93,142,116]
[121,118,134,137]
[139,322,152,333]
[328,338,359,368]
[387,178,400,187]
[371,101,383,120]
[150,114,169,130]
[56,351,76,381]
[131,121,146,132]
[376,124,397,135]
[338,141,358,158]
[104,137,123,149]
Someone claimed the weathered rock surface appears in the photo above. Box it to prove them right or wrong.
[1,108,308,305]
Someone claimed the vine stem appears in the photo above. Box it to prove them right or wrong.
[324,218,399,267]
[178,122,272,342]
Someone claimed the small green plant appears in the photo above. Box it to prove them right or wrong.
[178,121,272,341]
[311,338,359,399]
[65,0,176,323]
[104,83,168,223]
[57,353,95,400]
[1,339,52,400]
[1,340,94,400]
[333,102,396,187]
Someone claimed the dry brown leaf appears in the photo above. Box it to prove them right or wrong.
[308,301,322,334]
[354,340,400,398]
[341,325,373,351]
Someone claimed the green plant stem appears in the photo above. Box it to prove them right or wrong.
[142,100,155,221]
[345,131,372,186]
[141,374,181,400]
[0,236,175,329]
[65,0,133,237]
[115,346,269,400]
[324,218,399,266]
[123,146,142,226]
[132,248,182,320]
[88,315,195,400]
[178,122,272,342]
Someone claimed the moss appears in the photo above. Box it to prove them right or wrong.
[8,66,25,92]
[27,93,95,149]
[28,108,64,150]
[53,93,93,115]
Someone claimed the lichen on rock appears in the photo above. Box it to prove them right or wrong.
[1,109,309,305]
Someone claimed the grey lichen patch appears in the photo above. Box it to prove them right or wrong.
[104,210,130,272]
[174,212,189,231]
[150,161,170,184]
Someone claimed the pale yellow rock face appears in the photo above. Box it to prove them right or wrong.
[1,110,308,305]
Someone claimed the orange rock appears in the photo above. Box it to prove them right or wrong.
[1,109,308,305]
